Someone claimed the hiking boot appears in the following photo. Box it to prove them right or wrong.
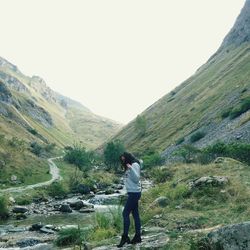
[130,234,142,244]
[117,234,131,248]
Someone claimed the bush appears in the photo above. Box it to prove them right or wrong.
[103,140,125,171]
[174,144,201,163]
[190,131,206,143]
[47,181,67,197]
[142,149,163,168]
[176,137,185,145]
[205,142,250,164]
[30,141,43,156]
[0,196,9,219]
[230,97,250,119]
[27,128,38,135]
[221,109,231,119]
[64,144,94,172]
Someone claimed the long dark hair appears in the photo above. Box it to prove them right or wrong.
[120,152,140,171]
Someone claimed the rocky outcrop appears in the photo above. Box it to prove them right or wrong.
[188,176,229,189]
[30,76,56,103]
[22,99,53,127]
[0,81,12,103]
[220,0,250,49]
[0,72,29,93]
[199,221,250,250]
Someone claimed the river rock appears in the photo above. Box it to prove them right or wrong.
[12,206,29,213]
[188,176,229,189]
[15,213,28,220]
[77,184,91,194]
[60,204,72,213]
[10,175,17,182]
[79,208,95,213]
[29,223,44,231]
[153,196,169,207]
[9,196,15,204]
[16,238,41,248]
[198,221,250,250]
[40,227,55,234]
[105,188,115,195]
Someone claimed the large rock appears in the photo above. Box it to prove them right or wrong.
[12,206,29,214]
[69,200,94,210]
[77,184,91,195]
[152,196,169,208]
[199,221,250,250]
[60,204,72,213]
[188,176,229,189]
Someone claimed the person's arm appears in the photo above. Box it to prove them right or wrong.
[127,163,140,183]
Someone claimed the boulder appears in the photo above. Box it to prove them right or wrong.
[153,196,169,207]
[69,200,94,210]
[198,221,250,250]
[10,175,17,182]
[105,188,115,195]
[77,184,91,194]
[60,204,72,213]
[188,176,229,189]
[29,223,44,231]
[12,206,29,213]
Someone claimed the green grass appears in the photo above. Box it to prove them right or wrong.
[0,136,51,189]
[139,159,250,249]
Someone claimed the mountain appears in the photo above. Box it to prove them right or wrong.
[111,0,250,158]
[0,56,122,149]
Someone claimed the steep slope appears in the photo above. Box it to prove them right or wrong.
[0,57,122,149]
[112,0,250,156]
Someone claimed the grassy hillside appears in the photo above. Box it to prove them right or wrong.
[113,44,250,154]
[0,57,122,150]
[0,57,121,187]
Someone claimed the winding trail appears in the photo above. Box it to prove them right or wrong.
[0,156,63,193]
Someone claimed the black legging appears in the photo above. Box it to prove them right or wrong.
[122,192,141,236]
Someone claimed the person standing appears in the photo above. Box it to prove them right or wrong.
[117,152,142,248]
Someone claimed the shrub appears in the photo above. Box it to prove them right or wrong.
[205,142,250,164]
[103,140,125,171]
[230,97,250,119]
[0,196,9,219]
[190,131,206,143]
[30,141,43,156]
[141,149,163,168]
[174,144,201,163]
[44,143,56,153]
[64,144,94,172]
[27,128,38,135]
[47,181,67,197]
[176,137,185,145]
[221,109,231,119]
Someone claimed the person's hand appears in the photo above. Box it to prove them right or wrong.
[126,163,132,169]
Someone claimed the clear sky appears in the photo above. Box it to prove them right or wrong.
[0,0,245,124]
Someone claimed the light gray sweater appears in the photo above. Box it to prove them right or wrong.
[124,162,141,193]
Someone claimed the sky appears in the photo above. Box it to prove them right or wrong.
[0,0,245,124]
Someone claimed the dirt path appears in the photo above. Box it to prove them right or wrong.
[0,156,63,193]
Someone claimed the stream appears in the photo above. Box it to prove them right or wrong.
[0,179,152,249]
